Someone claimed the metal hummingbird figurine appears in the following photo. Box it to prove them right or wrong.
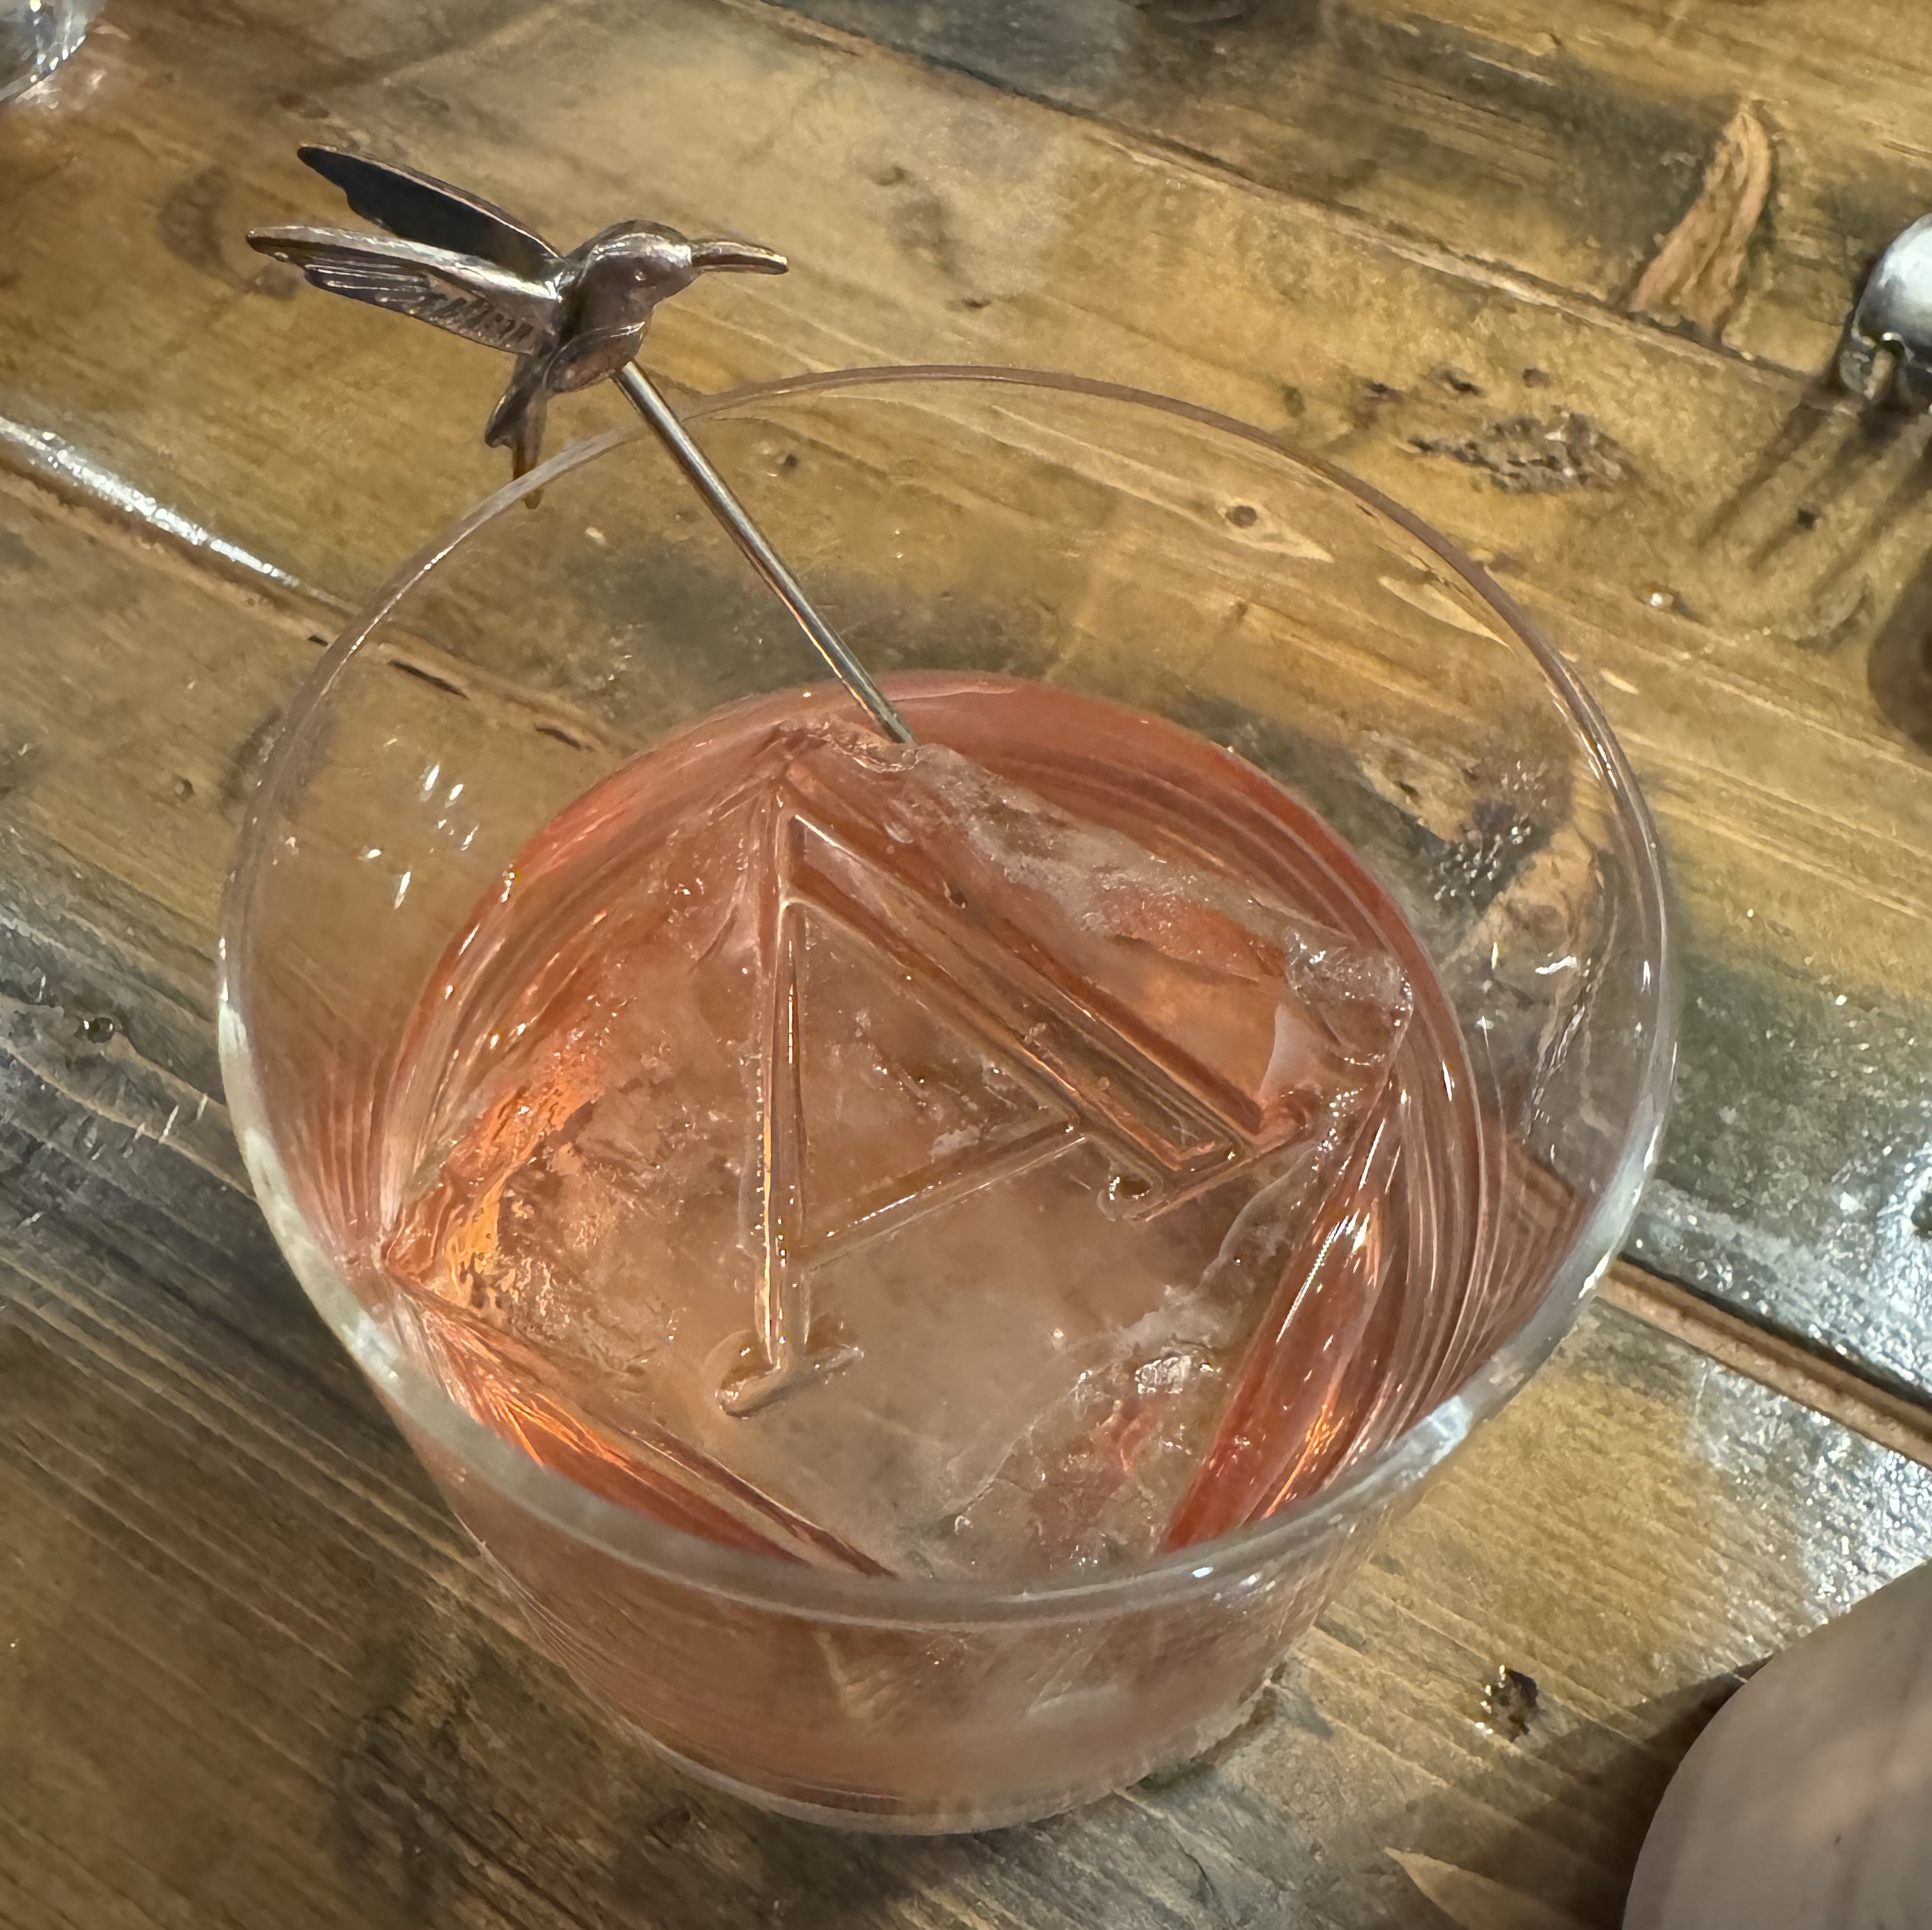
[249,146,913,744]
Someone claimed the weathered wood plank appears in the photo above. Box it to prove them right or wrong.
[3,783,1929,1914]
[0,5,1928,1926]
[5,0,1931,1390]
[2,0,1924,663]
[4,1160,1929,1927]
[1,36,1929,1899]
[765,0,1932,377]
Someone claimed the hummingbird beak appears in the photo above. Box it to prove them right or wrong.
[689,238,789,276]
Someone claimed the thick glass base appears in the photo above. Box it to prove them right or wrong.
[608,1678,1273,1834]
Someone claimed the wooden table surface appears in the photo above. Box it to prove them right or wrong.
[2,1,1931,1924]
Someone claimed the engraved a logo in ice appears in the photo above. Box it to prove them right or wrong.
[707,723,1415,1568]
[383,707,1419,1580]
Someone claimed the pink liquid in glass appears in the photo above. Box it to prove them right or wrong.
[378,675,1485,1582]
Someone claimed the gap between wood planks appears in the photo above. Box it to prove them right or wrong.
[5,422,1932,1478]
[1600,1262,1932,1473]
[720,0,1834,394]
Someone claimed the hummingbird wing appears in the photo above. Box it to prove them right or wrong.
[248,227,563,358]
[296,145,558,279]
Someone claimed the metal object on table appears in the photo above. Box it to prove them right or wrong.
[247,146,914,746]
[1837,214,1932,411]
[1,0,102,105]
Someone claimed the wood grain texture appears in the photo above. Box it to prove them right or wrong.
[4,1122,1929,1929]
[0,359,1923,1930]
[764,0,1932,375]
[0,6,1929,1911]
[4,0,1931,1391]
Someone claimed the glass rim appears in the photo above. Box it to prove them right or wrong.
[218,363,1678,1627]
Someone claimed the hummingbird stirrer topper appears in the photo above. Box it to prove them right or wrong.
[250,145,912,744]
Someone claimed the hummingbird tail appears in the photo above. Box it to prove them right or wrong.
[509,394,549,479]
[486,357,551,479]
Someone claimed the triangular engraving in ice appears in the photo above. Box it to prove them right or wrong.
[715,726,1413,1423]
[381,703,1422,1579]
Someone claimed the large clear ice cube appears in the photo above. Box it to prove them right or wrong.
[385,720,1413,1579]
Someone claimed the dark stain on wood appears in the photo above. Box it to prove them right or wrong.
[1479,1663,1540,1739]
[1868,537,1932,751]
[1349,377,1405,428]
[389,655,473,701]
[1629,945,1932,1393]
[1700,380,1844,547]
[883,183,967,284]
[1426,794,1552,910]
[1411,410,1632,494]
[1780,572,1873,654]
[329,1621,671,1926]
[0,738,49,802]
[0,525,42,574]
[157,165,240,287]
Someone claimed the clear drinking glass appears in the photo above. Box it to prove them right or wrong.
[0,0,101,103]
[220,368,1676,1830]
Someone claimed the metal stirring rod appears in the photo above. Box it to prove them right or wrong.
[609,364,913,743]
[249,145,916,745]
